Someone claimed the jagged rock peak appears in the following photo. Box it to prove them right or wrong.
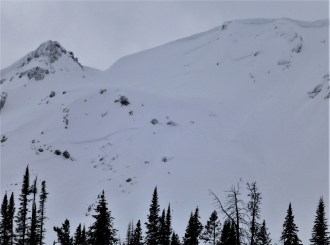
[24,40,83,68]
[27,40,67,63]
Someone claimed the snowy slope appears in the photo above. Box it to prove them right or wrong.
[1,18,329,244]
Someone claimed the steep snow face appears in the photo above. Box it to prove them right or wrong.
[1,18,329,244]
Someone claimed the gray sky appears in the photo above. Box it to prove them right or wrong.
[1,1,329,71]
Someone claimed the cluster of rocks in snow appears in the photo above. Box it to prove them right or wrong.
[1,135,8,143]
[308,85,323,99]
[0,92,8,111]
[308,74,330,99]
[19,67,49,81]
[323,74,330,99]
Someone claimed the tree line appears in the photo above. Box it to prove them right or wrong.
[0,166,48,245]
[0,166,329,245]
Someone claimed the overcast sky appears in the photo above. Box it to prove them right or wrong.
[1,1,329,71]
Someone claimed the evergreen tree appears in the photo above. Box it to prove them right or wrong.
[145,187,160,245]
[171,232,181,245]
[228,221,237,245]
[54,219,73,245]
[88,190,117,245]
[74,223,82,245]
[256,220,271,245]
[131,220,143,245]
[165,204,172,245]
[15,165,31,245]
[30,176,38,204]
[81,225,87,245]
[280,203,301,245]
[28,176,39,245]
[219,219,236,245]
[126,220,134,245]
[183,207,203,245]
[200,210,221,245]
[0,192,9,244]
[247,182,262,245]
[28,201,39,245]
[8,193,16,245]
[159,209,167,245]
[183,213,194,245]
[74,223,87,245]
[38,180,48,245]
[219,219,230,245]
[310,196,330,245]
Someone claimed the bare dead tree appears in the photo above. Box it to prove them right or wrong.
[246,182,262,245]
[209,183,249,245]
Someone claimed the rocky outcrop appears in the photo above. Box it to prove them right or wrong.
[26,41,66,64]
[0,92,8,111]
[19,67,49,81]
[25,40,83,68]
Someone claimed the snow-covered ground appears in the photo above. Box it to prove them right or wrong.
[1,18,329,244]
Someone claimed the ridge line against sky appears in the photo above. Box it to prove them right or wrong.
[1,1,329,71]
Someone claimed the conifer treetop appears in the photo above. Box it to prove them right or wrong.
[310,196,330,245]
[280,203,301,245]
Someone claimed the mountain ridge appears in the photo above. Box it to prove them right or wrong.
[1,18,328,244]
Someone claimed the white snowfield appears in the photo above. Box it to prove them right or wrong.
[1,18,329,244]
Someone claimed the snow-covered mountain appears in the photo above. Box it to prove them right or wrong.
[1,18,329,244]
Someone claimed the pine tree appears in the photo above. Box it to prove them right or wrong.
[126,220,134,245]
[193,207,203,244]
[38,180,48,245]
[183,212,194,245]
[54,219,73,245]
[28,176,39,245]
[131,220,143,245]
[74,223,88,245]
[256,220,271,245]
[310,196,330,245]
[171,232,181,245]
[145,187,160,245]
[159,209,167,245]
[165,204,172,245]
[30,176,38,204]
[219,219,230,245]
[158,208,172,245]
[228,221,237,245]
[74,223,82,245]
[28,201,39,245]
[81,225,87,245]
[15,165,31,245]
[200,210,221,245]
[0,192,9,244]
[8,193,16,245]
[280,203,301,245]
[219,219,236,245]
[247,182,262,245]
[183,213,194,245]
[154,205,172,245]
[88,190,117,245]
[183,207,203,245]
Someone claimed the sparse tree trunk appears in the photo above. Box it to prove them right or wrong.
[233,191,240,245]
[247,182,262,245]
[209,183,249,245]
